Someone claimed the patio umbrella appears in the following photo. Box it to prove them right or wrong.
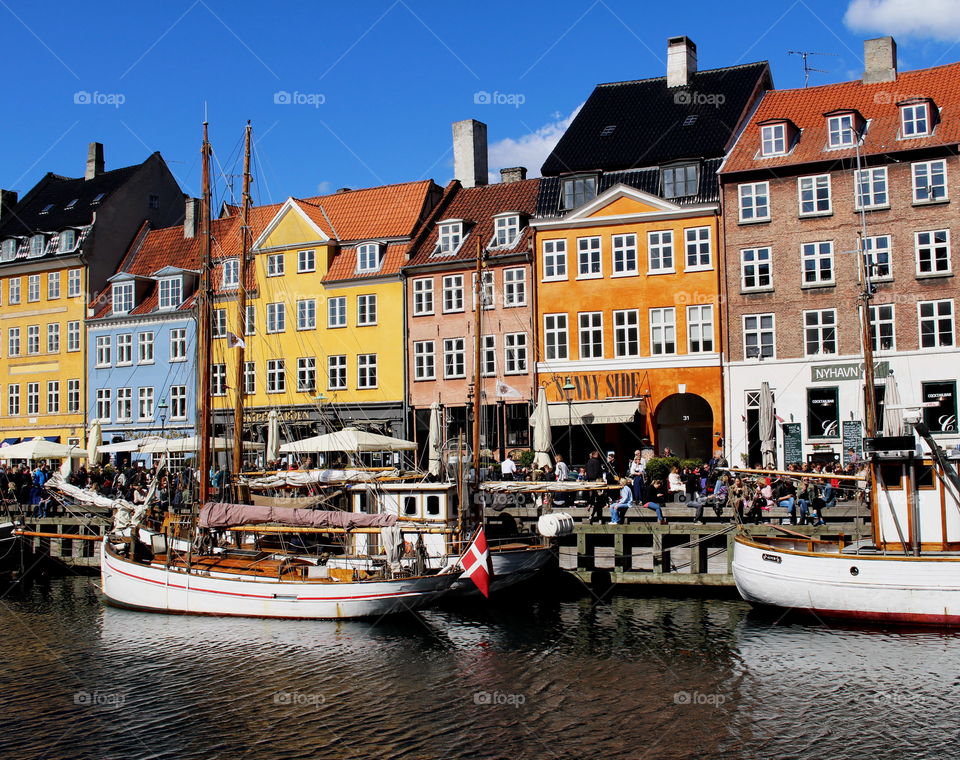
[531,386,552,469]
[138,436,265,454]
[427,402,442,477]
[87,420,101,463]
[97,436,167,453]
[883,372,904,437]
[0,438,88,461]
[759,381,777,468]
[279,427,416,454]
[266,409,280,463]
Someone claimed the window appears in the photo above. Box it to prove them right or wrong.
[504,333,527,374]
[96,388,111,421]
[138,332,154,363]
[855,167,888,210]
[297,249,315,273]
[242,362,256,395]
[29,235,45,257]
[27,274,40,302]
[413,340,436,380]
[116,388,132,421]
[863,235,892,280]
[738,182,770,222]
[297,299,317,330]
[649,308,676,355]
[27,325,39,355]
[67,380,80,413]
[481,335,496,377]
[148,194,160,210]
[138,387,154,420]
[740,247,772,290]
[492,215,520,248]
[544,314,568,360]
[662,164,698,199]
[503,268,526,306]
[801,241,834,286]
[267,359,286,393]
[0,239,16,261]
[562,176,596,209]
[47,272,60,300]
[760,123,787,156]
[578,312,603,359]
[919,300,954,348]
[613,309,639,358]
[267,254,284,276]
[869,304,895,351]
[804,309,837,355]
[297,357,316,392]
[8,277,20,305]
[357,354,377,388]
[26,383,38,415]
[827,114,857,147]
[245,304,256,336]
[744,314,775,358]
[7,385,19,416]
[916,230,951,275]
[612,234,637,275]
[328,355,347,390]
[68,269,81,297]
[59,229,76,252]
[213,308,227,338]
[808,387,840,438]
[412,279,434,315]
[648,230,674,273]
[67,321,80,352]
[901,103,931,137]
[46,323,60,354]
[46,381,59,414]
[542,239,567,280]
[798,175,831,215]
[211,364,227,396]
[222,259,239,288]
[170,328,187,361]
[687,305,715,353]
[111,333,131,365]
[95,335,111,367]
[266,302,286,333]
[7,327,19,357]
[576,237,601,278]
[357,243,382,272]
[913,160,948,204]
[158,277,182,310]
[684,227,712,270]
[442,275,464,312]
[438,222,463,254]
[357,294,377,325]
[170,386,187,420]
[921,381,957,434]
[472,271,494,310]
[443,338,466,379]
[327,296,346,327]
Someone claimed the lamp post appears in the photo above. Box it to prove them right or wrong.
[158,397,168,436]
[314,392,327,467]
[562,377,576,464]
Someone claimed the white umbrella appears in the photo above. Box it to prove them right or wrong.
[427,402,442,477]
[97,436,167,453]
[531,386,552,469]
[883,373,904,437]
[279,427,416,454]
[87,419,101,463]
[759,381,777,468]
[138,436,265,454]
[0,438,88,461]
[266,409,280,463]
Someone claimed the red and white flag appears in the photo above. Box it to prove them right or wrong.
[458,527,493,598]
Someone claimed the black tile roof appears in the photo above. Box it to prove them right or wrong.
[535,158,722,218]
[541,62,770,176]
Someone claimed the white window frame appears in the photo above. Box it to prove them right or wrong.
[869,304,896,352]
[918,300,954,349]
[46,323,59,354]
[327,296,347,328]
[95,335,111,367]
[67,379,80,413]
[413,340,435,380]
[297,357,316,393]
[611,233,638,276]
[170,385,187,420]
[67,269,82,297]
[544,314,568,360]
[437,222,463,255]
[503,268,526,307]
[138,332,155,364]
[613,309,639,358]
[222,258,239,289]
[158,277,182,310]
[913,160,948,204]
[266,302,286,333]
[7,327,19,357]
[491,215,521,248]
[27,325,39,355]
[138,387,155,421]
[297,299,317,331]
[647,230,674,274]
[442,274,464,313]
[266,359,286,393]
[576,236,602,279]
[684,227,712,271]
[46,381,60,414]
[47,272,60,300]
[798,174,832,216]
[67,321,80,352]
[686,305,714,353]
[901,103,931,138]
[803,309,838,356]
[743,313,776,359]
[504,332,528,375]
[412,279,434,316]
[26,383,38,416]
[481,334,496,377]
[267,253,285,277]
[169,328,187,362]
[95,388,110,422]
[649,307,676,356]
[213,308,227,338]
[578,311,604,360]
[760,123,787,156]
[855,167,889,210]
[327,355,347,390]
[356,243,382,273]
[472,271,494,311]
[801,241,835,287]
[442,338,466,379]
[541,239,568,281]
[863,235,893,282]
[738,182,770,222]
[243,362,256,395]
[211,363,228,396]
[245,304,256,336]
[297,249,316,273]
[357,294,377,326]
[116,388,132,422]
[357,354,377,389]
[7,385,19,417]
[8,277,20,305]
[740,247,772,291]
[27,274,40,303]
[116,333,132,366]
[915,230,951,276]
[827,114,856,148]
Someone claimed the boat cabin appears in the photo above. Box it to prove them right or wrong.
[348,482,459,558]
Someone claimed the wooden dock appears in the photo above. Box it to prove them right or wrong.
[9,516,108,571]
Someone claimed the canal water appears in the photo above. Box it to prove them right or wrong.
[1,575,957,760]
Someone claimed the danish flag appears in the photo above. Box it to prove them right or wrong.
[458,527,493,598]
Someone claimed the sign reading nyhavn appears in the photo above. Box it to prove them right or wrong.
[810,361,889,383]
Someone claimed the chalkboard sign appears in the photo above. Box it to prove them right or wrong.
[842,420,863,463]
[782,423,803,465]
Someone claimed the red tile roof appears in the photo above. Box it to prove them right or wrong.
[323,242,410,282]
[723,61,960,174]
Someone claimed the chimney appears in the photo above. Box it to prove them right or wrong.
[452,119,488,188]
[500,167,527,184]
[0,189,18,221]
[667,36,697,89]
[863,36,897,84]
[183,197,200,239]
[85,142,104,180]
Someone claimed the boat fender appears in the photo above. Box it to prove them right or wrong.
[537,512,575,537]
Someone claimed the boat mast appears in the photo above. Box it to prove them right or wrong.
[854,124,877,439]
[471,240,484,487]
[231,121,252,488]
[197,122,213,502]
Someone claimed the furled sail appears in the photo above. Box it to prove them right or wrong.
[199,502,398,530]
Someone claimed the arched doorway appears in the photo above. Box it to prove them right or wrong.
[655,393,713,460]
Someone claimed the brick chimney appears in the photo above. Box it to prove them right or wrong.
[863,36,897,84]
[667,36,697,88]
[85,142,104,180]
[452,119,488,188]
[0,189,18,221]
[183,197,200,239]
[500,167,527,184]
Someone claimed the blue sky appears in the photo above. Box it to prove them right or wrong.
[2,0,959,207]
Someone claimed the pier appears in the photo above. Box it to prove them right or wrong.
[6,517,107,572]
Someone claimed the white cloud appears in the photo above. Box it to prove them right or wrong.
[844,0,960,41]
[486,105,583,182]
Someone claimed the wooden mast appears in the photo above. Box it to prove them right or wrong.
[197,122,213,503]
[471,240,484,486]
[231,121,252,487]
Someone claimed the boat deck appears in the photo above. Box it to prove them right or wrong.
[144,551,380,583]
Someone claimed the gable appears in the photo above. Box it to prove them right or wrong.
[585,195,669,218]
[253,199,330,252]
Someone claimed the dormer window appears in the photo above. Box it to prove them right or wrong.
[222,258,239,289]
[901,101,932,138]
[65,198,78,210]
[158,276,183,310]
[357,242,384,272]
[562,175,597,210]
[437,221,464,255]
[1,239,17,261]
[40,204,54,214]
[90,193,105,204]
[760,123,787,156]
[29,235,45,258]
[112,282,134,315]
[662,163,699,199]
[491,214,521,248]
[827,113,857,147]
[59,229,76,253]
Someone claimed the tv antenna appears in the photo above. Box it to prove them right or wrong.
[788,50,839,87]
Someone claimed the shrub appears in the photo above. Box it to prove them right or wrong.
[515,449,535,469]
[680,458,703,471]
[644,457,680,483]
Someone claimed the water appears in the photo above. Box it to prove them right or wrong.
[1,576,958,760]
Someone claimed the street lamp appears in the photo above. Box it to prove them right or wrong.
[562,377,576,465]
[158,397,169,436]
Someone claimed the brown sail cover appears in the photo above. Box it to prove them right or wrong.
[199,503,398,529]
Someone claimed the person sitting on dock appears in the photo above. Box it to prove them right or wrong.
[642,478,669,525]
[609,478,633,525]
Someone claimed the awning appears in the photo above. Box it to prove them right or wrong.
[43,436,61,443]
[1,438,21,446]
[547,399,640,426]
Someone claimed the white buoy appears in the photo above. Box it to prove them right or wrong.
[537,512,575,537]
